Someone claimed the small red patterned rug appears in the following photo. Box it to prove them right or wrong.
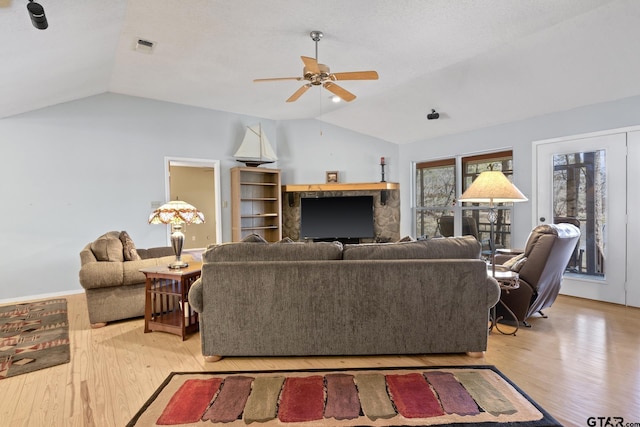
[128,366,561,426]
[0,298,70,380]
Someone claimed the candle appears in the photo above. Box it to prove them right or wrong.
[380,157,385,165]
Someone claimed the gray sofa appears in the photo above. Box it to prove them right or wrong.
[189,236,500,361]
[79,231,177,327]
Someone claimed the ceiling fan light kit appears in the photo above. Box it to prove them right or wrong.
[254,31,378,103]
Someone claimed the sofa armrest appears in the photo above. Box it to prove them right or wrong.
[188,278,203,313]
[79,262,124,290]
[79,245,97,265]
[485,275,501,308]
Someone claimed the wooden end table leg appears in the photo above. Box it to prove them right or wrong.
[144,277,152,333]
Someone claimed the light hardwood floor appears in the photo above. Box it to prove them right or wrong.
[1,293,639,427]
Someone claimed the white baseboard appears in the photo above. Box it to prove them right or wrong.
[0,289,84,305]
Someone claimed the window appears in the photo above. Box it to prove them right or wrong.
[415,158,455,239]
[461,151,514,249]
[415,150,514,251]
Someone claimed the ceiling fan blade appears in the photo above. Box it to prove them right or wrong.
[254,77,302,82]
[286,84,312,102]
[323,82,356,102]
[301,56,321,74]
[330,71,379,81]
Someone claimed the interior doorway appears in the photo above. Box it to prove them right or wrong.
[165,157,222,249]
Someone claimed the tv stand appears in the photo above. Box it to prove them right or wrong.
[307,237,361,244]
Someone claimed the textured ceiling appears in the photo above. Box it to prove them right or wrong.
[1,0,639,144]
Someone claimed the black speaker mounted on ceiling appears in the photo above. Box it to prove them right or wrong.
[27,0,48,30]
[427,109,440,120]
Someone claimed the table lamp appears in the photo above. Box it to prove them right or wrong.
[458,171,527,276]
[148,200,204,269]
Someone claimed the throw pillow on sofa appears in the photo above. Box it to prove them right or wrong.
[502,252,527,272]
[119,231,141,261]
[241,234,268,243]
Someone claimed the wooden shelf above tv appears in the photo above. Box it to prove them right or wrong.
[282,182,399,192]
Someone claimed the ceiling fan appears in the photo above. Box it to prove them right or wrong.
[254,31,379,103]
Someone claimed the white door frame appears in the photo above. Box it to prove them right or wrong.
[164,156,222,246]
[626,131,640,308]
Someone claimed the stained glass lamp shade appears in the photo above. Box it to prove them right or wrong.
[148,201,204,269]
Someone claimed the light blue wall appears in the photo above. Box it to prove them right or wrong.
[3,92,640,301]
[277,119,398,185]
[398,95,640,247]
[0,93,396,301]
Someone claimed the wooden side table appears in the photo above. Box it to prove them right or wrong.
[140,262,201,340]
[488,266,520,336]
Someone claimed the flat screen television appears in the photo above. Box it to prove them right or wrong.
[300,196,375,241]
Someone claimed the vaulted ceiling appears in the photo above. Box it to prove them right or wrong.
[2,0,639,144]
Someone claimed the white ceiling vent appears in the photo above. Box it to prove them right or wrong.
[135,38,155,53]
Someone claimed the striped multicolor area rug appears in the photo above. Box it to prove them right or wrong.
[128,366,561,426]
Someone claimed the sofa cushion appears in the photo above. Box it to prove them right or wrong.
[119,231,141,261]
[204,241,343,262]
[122,256,176,286]
[342,236,481,260]
[90,231,124,262]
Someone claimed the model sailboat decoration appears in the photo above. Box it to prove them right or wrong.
[233,123,277,167]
